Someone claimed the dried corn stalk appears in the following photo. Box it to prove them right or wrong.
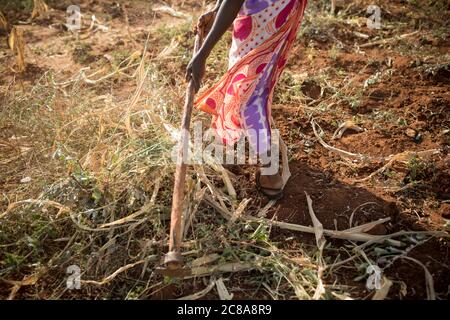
[8,27,26,73]
[177,281,216,300]
[31,0,49,20]
[0,10,8,30]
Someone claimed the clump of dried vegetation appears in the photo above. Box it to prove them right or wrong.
[0,0,448,300]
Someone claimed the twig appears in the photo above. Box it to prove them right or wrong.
[344,217,390,234]
[229,198,251,225]
[0,199,70,219]
[359,30,420,48]
[371,277,393,300]
[99,176,162,228]
[125,34,151,139]
[354,230,446,251]
[311,119,371,162]
[353,149,440,183]
[304,192,326,251]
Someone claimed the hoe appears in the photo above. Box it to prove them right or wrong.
[155,18,206,278]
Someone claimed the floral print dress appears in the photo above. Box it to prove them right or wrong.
[195,0,308,155]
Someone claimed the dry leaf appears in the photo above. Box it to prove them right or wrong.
[81,260,145,286]
[372,276,393,300]
[152,5,187,18]
[400,256,436,300]
[311,119,367,161]
[332,120,364,140]
[191,254,221,268]
[8,27,15,50]
[229,198,251,224]
[3,273,40,300]
[280,137,291,188]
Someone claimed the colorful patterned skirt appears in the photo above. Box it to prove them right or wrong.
[195,0,308,156]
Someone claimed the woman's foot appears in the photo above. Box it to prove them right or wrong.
[256,169,284,200]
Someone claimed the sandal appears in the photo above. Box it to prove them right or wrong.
[255,170,284,201]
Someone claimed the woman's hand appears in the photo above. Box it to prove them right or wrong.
[185,52,206,93]
[185,4,221,93]
[186,0,245,93]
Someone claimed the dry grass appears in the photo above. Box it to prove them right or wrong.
[0,0,448,300]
